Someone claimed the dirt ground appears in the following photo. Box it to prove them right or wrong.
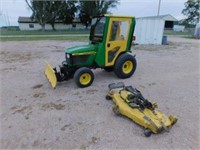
[0,36,199,149]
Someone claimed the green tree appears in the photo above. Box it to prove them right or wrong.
[59,1,77,24]
[182,0,200,25]
[78,0,119,29]
[25,0,77,31]
[48,1,77,30]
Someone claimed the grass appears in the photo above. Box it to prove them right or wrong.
[0,36,89,41]
[1,28,197,41]
[164,29,194,36]
[0,28,89,41]
[183,35,198,39]
[0,29,89,35]
[164,29,199,40]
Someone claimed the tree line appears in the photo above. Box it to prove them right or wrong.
[25,0,119,31]
[181,0,199,27]
[25,0,199,31]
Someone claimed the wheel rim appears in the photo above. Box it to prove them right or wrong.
[122,60,133,74]
[79,73,91,85]
[112,105,120,115]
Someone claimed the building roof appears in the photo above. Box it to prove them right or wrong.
[18,17,36,23]
[18,16,82,23]
[136,14,178,21]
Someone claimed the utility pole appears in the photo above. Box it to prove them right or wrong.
[6,12,10,26]
[157,0,161,16]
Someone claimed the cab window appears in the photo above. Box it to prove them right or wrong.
[90,17,106,42]
[109,21,129,41]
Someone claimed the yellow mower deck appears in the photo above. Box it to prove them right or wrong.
[107,83,177,136]
[45,61,57,89]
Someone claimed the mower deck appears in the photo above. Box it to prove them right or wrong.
[106,82,177,137]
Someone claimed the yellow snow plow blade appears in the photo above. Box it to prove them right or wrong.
[45,61,57,89]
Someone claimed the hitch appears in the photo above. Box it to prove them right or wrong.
[53,67,66,82]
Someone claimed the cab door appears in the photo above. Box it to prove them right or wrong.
[105,18,132,66]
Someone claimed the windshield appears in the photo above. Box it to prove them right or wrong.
[90,17,106,42]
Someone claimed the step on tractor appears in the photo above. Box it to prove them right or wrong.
[45,14,137,88]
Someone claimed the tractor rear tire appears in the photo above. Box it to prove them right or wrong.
[74,67,94,88]
[114,53,137,79]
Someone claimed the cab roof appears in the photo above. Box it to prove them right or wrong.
[104,14,135,19]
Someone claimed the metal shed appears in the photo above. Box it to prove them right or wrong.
[134,17,165,45]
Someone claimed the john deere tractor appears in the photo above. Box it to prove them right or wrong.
[45,14,137,88]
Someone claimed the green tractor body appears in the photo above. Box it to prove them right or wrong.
[45,14,137,88]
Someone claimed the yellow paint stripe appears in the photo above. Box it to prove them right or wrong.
[72,51,96,56]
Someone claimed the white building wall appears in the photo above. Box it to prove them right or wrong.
[19,23,41,30]
[19,23,85,30]
[134,18,165,45]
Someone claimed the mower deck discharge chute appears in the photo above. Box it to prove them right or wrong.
[106,82,177,137]
[45,14,137,88]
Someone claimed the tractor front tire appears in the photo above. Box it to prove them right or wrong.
[114,53,137,79]
[74,67,94,88]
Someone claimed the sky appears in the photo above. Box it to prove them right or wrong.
[0,0,187,27]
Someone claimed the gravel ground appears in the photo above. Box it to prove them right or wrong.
[0,36,199,149]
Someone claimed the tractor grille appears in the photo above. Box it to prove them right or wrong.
[72,55,90,65]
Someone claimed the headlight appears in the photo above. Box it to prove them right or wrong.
[65,53,72,64]
[66,54,70,58]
